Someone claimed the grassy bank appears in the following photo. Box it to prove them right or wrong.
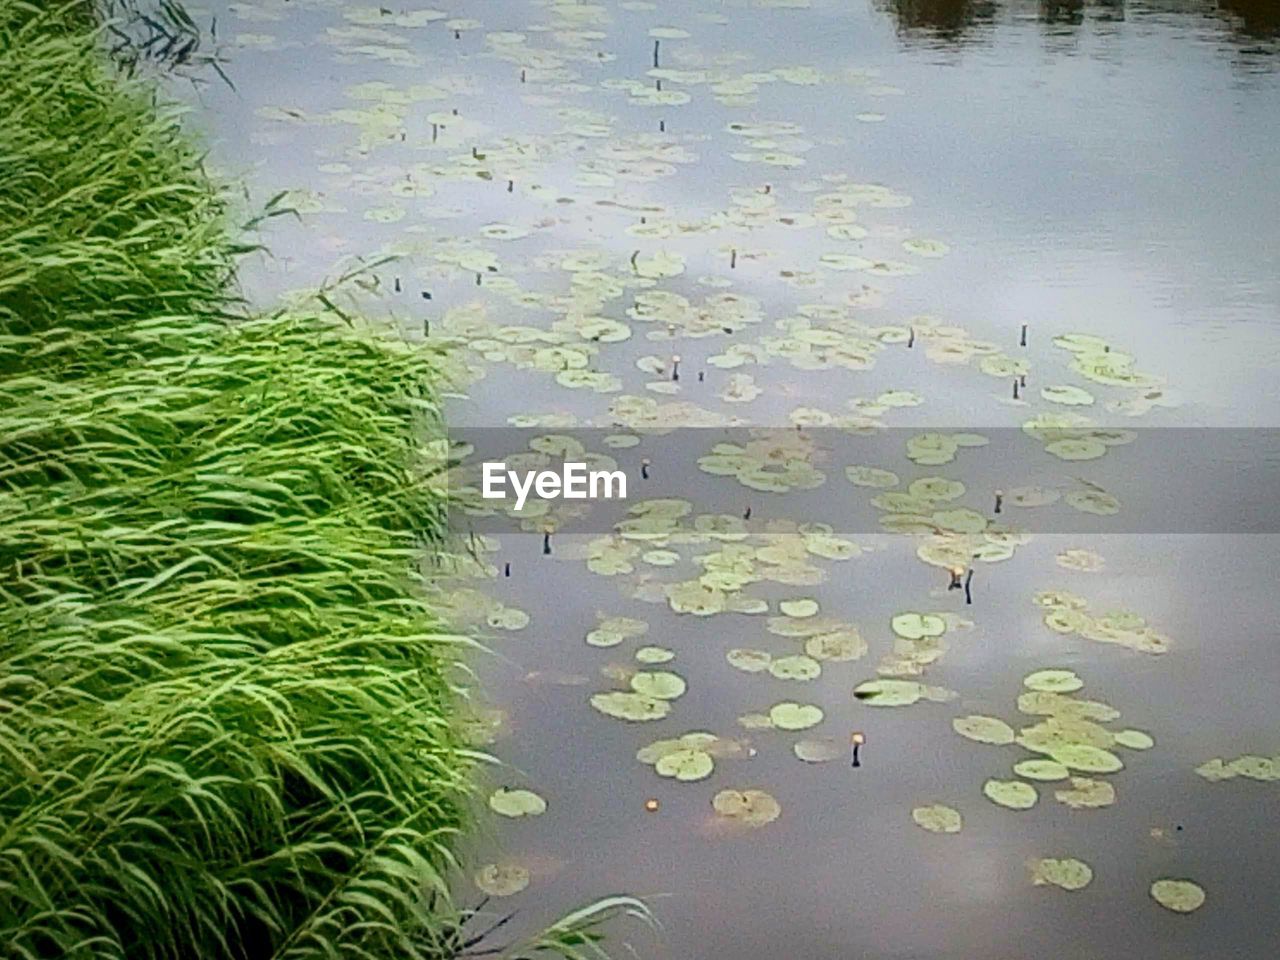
[0,4,475,957]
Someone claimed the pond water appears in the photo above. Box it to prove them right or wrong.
[194,1,1280,957]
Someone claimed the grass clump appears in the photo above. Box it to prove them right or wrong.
[0,4,478,957]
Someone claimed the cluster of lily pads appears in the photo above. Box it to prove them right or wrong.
[1035,591,1171,655]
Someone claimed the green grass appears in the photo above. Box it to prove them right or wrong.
[0,4,476,957]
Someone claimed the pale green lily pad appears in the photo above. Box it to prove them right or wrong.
[1041,384,1095,406]
[1193,759,1237,783]
[846,466,900,488]
[912,804,962,834]
[1047,744,1124,774]
[891,612,946,641]
[1045,438,1107,461]
[630,670,687,700]
[1150,879,1206,914]
[475,863,531,896]
[933,508,987,534]
[589,691,671,722]
[769,655,822,681]
[1054,777,1116,809]
[779,598,820,618]
[489,788,547,818]
[655,748,714,782]
[804,629,867,662]
[908,477,965,502]
[727,648,773,673]
[712,789,780,827]
[853,679,947,707]
[1115,729,1155,750]
[1031,858,1093,891]
[1065,489,1121,515]
[635,646,675,664]
[793,738,844,763]
[953,715,1016,746]
[983,779,1038,810]
[1228,755,1279,780]
[642,549,681,566]
[769,702,824,731]
[488,607,531,630]
[1024,669,1084,693]
[1014,759,1071,781]
[902,238,950,258]
[586,629,626,648]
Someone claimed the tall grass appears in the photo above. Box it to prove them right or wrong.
[0,4,477,957]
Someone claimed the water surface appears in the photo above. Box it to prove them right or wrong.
[195,1,1280,956]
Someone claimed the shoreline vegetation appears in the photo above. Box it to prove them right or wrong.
[0,3,647,958]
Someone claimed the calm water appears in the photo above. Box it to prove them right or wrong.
[194,1,1280,957]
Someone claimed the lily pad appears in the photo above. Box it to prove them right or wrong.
[793,738,844,763]
[1023,669,1084,694]
[983,779,1038,810]
[727,648,773,673]
[1031,858,1093,891]
[952,715,1016,746]
[779,598,820,618]
[1150,879,1206,914]
[769,702,824,731]
[489,788,547,818]
[1054,777,1116,810]
[1014,759,1071,781]
[630,670,687,700]
[475,863,530,897]
[712,789,781,827]
[890,612,946,641]
[655,748,714,782]
[769,655,822,681]
[1114,729,1155,750]
[912,804,962,834]
[589,691,671,722]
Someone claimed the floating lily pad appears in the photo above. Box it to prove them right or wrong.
[890,612,946,641]
[712,789,781,827]
[855,679,930,706]
[793,738,844,763]
[1023,669,1084,694]
[953,715,1016,746]
[630,670,687,700]
[1114,729,1155,750]
[727,648,773,673]
[635,646,675,664]
[769,655,822,681]
[1031,858,1093,891]
[1047,744,1124,774]
[489,788,547,818]
[804,629,867,662]
[655,748,714,782]
[1054,777,1116,809]
[983,779,1038,810]
[769,702,824,731]
[590,691,671,722]
[912,804,962,834]
[1150,879,1206,914]
[475,863,530,897]
[1014,759,1071,781]
[779,598,820,618]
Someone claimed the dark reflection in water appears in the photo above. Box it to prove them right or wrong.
[877,0,1279,58]
[1219,0,1280,39]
